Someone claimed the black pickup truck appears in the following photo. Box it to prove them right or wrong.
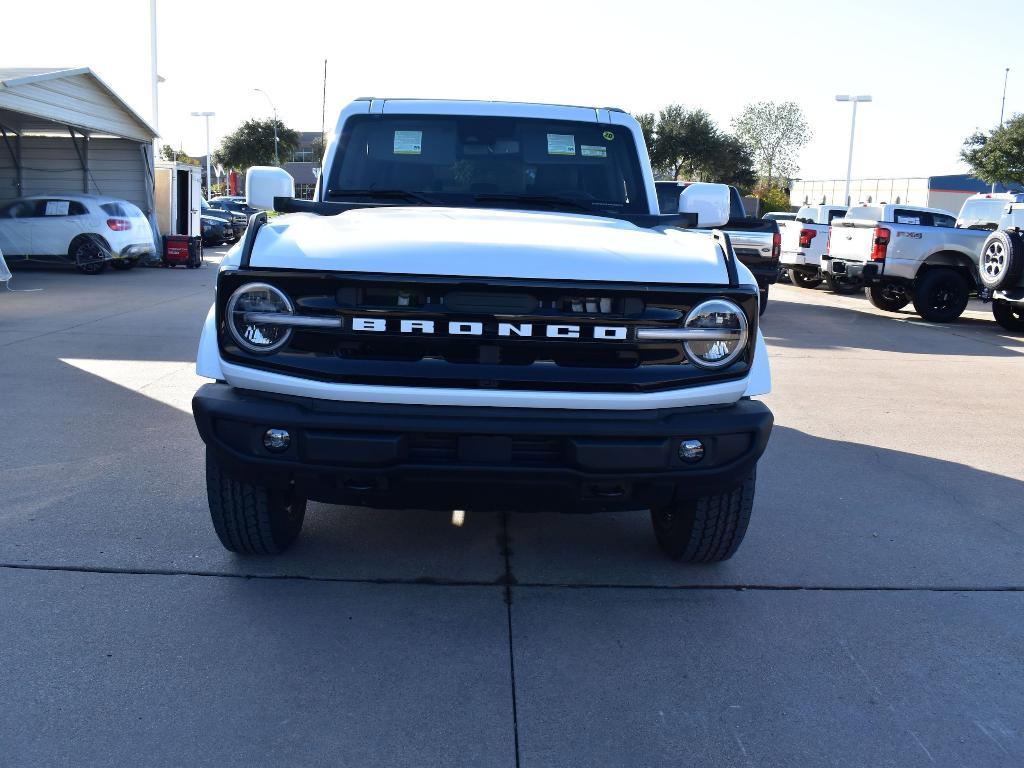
[656,181,780,314]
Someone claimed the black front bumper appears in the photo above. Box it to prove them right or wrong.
[193,384,773,513]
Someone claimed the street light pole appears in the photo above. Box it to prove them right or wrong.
[993,68,1010,193]
[254,88,279,165]
[191,111,215,197]
[836,95,872,206]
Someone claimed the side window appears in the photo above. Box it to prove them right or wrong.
[932,213,955,228]
[656,185,681,215]
[68,201,88,216]
[894,209,930,226]
[827,209,846,223]
[40,200,73,217]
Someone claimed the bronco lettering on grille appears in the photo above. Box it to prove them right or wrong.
[348,318,630,340]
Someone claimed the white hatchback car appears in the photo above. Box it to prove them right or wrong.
[0,194,156,274]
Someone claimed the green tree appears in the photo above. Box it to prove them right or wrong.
[961,114,1024,187]
[699,134,757,193]
[634,105,756,188]
[214,118,300,170]
[732,101,811,188]
[756,184,792,216]
[159,144,195,164]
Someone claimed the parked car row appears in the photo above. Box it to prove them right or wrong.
[775,193,1024,331]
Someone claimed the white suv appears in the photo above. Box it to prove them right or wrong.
[963,193,1024,331]
[0,194,155,274]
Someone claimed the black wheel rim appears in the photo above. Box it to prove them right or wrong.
[927,278,961,312]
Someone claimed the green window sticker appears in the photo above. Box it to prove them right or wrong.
[394,130,422,155]
[546,134,576,156]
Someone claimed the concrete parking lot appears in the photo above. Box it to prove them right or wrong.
[1,254,1022,767]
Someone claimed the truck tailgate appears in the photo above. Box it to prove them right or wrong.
[828,220,876,264]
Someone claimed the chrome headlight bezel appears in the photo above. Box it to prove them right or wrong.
[225,282,294,354]
[682,298,749,369]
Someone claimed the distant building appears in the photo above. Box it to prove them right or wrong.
[287,131,322,199]
[790,175,1023,215]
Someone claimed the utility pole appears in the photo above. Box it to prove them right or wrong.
[191,112,215,197]
[149,0,159,151]
[993,68,1010,193]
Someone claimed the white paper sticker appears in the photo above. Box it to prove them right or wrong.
[45,200,70,216]
[547,134,576,156]
[393,130,423,155]
[581,145,607,158]
[896,215,920,225]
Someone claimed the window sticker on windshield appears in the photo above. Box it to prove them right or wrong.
[44,200,70,216]
[897,215,920,225]
[546,134,576,156]
[393,130,422,155]
[581,145,607,158]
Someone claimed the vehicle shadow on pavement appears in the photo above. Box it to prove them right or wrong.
[503,425,1024,589]
[762,294,1024,356]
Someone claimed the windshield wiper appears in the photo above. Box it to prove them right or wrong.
[472,193,594,213]
[327,188,443,205]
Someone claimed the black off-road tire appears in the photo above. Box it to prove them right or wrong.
[979,231,1023,290]
[992,300,1024,332]
[651,470,756,563]
[822,272,860,294]
[205,451,307,554]
[912,268,970,323]
[759,286,768,315]
[788,268,823,289]
[866,282,910,312]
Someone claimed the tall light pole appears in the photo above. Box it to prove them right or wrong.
[993,68,1010,193]
[836,94,872,206]
[254,88,279,165]
[191,111,215,197]
[149,0,160,153]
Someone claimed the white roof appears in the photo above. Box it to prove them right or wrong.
[0,67,156,142]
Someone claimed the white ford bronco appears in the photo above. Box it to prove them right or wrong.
[192,99,773,563]
[963,193,1024,331]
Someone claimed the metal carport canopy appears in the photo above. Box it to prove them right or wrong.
[0,67,158,218]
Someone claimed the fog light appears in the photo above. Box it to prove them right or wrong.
[679,439,705,463]
[263,428,291,452]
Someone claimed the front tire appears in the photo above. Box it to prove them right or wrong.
[866,282,910,312]
[912,268,970,323]
[992,300,1024,332]
[788,268,823,289]
[759,286,768,315]
[205,451,307,554]
[651,471,756,563]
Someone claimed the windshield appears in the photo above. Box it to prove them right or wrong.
[327,114,648,215]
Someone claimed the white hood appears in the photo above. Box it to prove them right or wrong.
[246,206,729,285]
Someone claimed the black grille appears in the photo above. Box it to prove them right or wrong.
[218,271,758,393]
[407,434,564,466]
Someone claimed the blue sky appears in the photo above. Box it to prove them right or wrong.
[8,0,1022,180]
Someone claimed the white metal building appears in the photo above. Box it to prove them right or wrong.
[789,175,1022,216]
[0,67,157,215]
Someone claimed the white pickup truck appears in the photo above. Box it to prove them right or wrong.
[191,98,774,563]
[823,204,988,322]
[778,204,848,288]
[961,193,1024,331]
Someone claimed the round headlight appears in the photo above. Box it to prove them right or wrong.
[226,282,294,354]
[683,299,748,369]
